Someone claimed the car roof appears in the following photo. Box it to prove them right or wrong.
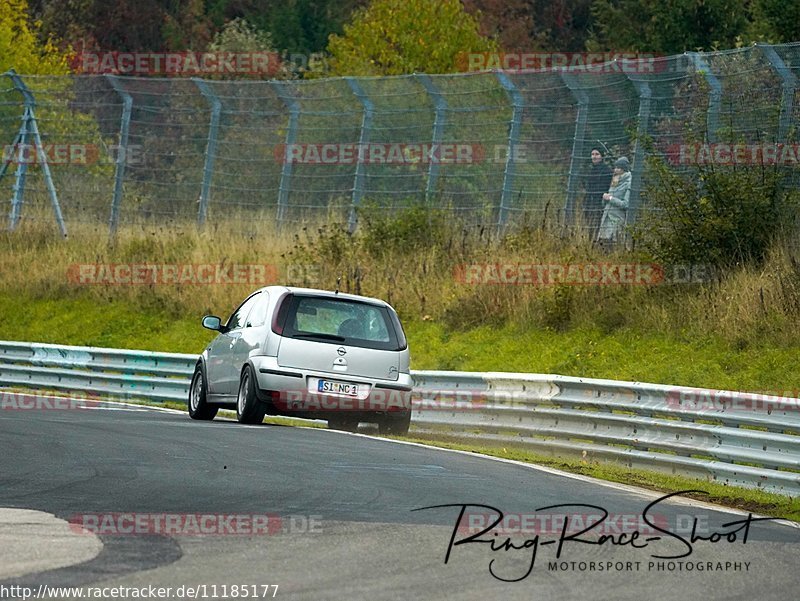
[255,285,390,307]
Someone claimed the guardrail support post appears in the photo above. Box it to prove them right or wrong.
[494,72,523,230]
[192,78,222,228]
[105,75,133,239]
[687,53,722,143]
[757,43,797,143]
[560,72,589,227]
[271,81,300,228]
[346,78,373,232]
[416,74,447,202]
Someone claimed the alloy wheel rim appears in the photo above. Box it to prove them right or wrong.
[190,373,201,411]
[238,372,249,414]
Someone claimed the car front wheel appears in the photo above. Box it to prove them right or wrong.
[188,363,218,421]
[236,364,267,425]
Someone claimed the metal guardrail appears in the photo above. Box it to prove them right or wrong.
[1,340,798,496]
[411,372,800,496]
[0,340,195,402]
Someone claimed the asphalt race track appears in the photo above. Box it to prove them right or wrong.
[1,393,798,600]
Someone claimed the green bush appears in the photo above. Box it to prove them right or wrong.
[357,201,451,258]
[636,158,799,270]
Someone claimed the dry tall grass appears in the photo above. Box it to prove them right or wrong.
[2,212,800,349]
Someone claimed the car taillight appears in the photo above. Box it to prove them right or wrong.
[389,309,407,350]
[272,293,292,335]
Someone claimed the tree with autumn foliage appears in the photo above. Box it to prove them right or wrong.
[29,0,361,57]
[0,0,71,74]
[206,17,294,79]
[463,0,593,53]
[587,0,750,54]
[324,0,497,76]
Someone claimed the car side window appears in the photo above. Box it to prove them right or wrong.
[246,292,270,328]
[226,292,261,331]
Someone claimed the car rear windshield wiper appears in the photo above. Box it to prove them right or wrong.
[293,332,346,342]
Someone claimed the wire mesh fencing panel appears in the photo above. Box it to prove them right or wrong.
[197,79,287,225]
[0,42,798,237]
[0,74,121,232]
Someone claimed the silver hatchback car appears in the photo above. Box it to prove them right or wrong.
[188,286,413,434]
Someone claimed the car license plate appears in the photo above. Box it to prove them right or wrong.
[317,379,359,397]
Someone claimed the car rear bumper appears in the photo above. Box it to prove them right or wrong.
[250,356,413,414]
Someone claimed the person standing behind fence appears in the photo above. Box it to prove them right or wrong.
[596,156,632,248]
[584,147,612,240]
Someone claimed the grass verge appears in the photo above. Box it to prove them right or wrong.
[3,291,800,394]
[394,435,800,522]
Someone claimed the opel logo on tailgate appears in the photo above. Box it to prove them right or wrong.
[337,347,347,356]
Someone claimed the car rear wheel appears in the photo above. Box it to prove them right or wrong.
[378,411,411,435]
[188,363,218,420]
[236,365,267,425]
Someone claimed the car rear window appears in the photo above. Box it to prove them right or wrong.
[277,294,406,351]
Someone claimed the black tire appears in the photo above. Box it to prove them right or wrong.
[327,416,359,432]
[188,362,218,421]
[378,411,411,435]
[236,364,267,425]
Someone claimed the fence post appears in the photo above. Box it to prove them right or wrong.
[192,78,221,228]
[105,75,133,238]
[271,81,300,227]
[494,72,523,229]
[345,77,373,232]
[2,70,67,236]
[686,52,721,143]
[416,74,447,202]
[757,43,797,143]
[624,75,652,222]
[5,102,29,233]
[560,72,589,227]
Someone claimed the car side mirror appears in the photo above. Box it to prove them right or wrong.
[202,315,227,332]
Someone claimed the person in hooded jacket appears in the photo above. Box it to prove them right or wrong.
[596,156,632,248]
[583,147,613,240]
